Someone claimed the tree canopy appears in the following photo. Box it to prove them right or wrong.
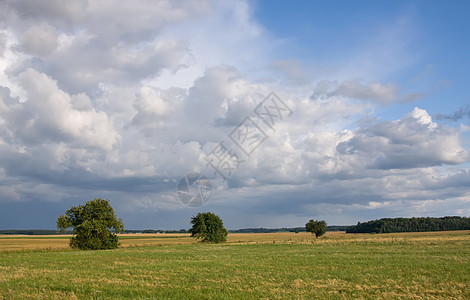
[189,212,228,243]
[57,198,124,250]
[346,216,470,233]
[306,219,327,238]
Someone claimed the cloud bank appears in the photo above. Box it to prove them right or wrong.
[0,0,468,229]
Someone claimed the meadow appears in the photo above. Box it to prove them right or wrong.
[0,231,469,299]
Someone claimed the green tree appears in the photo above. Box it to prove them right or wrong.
[57,198,124,250]
[189,212,228,243]
[306,219,327,238]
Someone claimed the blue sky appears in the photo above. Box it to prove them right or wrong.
[257,0,469,114]
[0,0,469,230]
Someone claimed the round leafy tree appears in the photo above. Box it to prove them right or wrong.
[57,198,124,250]
[306,219,327,238]
[189,212,228,243]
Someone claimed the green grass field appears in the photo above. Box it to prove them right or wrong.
[0,231,469,299]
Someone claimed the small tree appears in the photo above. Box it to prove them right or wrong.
[57,198,124,250]
[189,212,228,243]
[306,219,327,238]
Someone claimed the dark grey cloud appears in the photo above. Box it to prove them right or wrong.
[312,80,397,103]
[5,0,87,24]
[434,106,470,121]
[312,80,425,104]
[334,80,397,102]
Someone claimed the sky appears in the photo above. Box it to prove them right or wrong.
[0,0,469,230]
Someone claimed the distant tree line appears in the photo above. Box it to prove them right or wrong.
[123,229,188,234]
[346,216,470,233]
[326,226,350,232]
[229,227,296,233]
[0,229,70,235]
[229,226,348,234]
